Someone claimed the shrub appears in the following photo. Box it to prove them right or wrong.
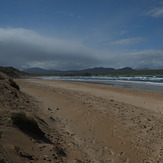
[8,79,19,90]
[11,112,45,138]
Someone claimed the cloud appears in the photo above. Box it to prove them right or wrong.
[0,28,163,70]
[146,6,163,18]
[100,49,163,69]
[128,49,163,69]
[0,28,99,70]
[107,37,145,46]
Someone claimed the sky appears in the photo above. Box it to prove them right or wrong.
[0,0,163,70]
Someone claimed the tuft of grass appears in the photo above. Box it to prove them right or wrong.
[11,112,45,138]
[8,78,19,90]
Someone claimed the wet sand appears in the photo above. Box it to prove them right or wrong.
[17,78,163,162]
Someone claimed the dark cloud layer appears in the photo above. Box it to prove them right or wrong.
[0,28,163,70]
[0,28,100,70]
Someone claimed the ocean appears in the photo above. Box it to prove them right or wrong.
[37,75,163,92]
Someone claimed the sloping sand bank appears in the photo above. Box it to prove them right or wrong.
[1,74,80,163]
[17,79,163,162]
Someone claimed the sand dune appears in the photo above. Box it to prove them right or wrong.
[0,74,81,163]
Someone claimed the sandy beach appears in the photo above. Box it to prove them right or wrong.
[12,78,163,162]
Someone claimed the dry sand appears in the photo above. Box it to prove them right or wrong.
[1,74,81,163]
[13,78,163,163]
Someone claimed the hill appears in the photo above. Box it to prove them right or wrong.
[23,67,163,76]
[23,67,134,75]
[23,67,59,74]
[0,66,27,78]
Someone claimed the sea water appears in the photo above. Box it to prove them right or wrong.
[37,75,163,92]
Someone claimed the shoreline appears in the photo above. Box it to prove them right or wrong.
[16,78,163,162]
[35,76,163,93]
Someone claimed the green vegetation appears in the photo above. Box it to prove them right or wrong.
[67,69,163,76]
[30,69,163,76]
[8,78,20,90]
[0,66,27,78]
[107,69,163,76]
[11,112,45,138]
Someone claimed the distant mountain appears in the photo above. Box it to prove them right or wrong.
[23,67,51,74]
[80,67,116,73]
[23,67,135,75]
[23,67,61,74]
[136,68,150,70]
[117,67,134,72]
[0,66,27,78]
